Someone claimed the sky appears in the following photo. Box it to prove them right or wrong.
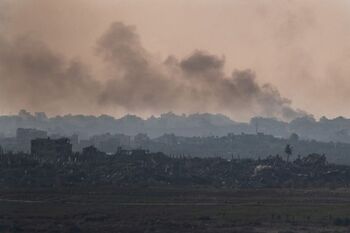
[0,0,350,121]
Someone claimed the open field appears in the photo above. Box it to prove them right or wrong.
[1,187,350,232]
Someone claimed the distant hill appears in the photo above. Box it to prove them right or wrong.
[1,110,350,143]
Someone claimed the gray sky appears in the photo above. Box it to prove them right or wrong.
[1,0,350,120]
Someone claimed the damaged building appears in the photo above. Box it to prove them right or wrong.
[31,138,72,162]
[16,128,48,152]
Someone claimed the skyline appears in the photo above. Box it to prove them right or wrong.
[1,0,350,120]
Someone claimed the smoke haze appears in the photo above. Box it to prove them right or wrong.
[1,0,349,120]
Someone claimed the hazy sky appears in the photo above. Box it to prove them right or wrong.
[1,0,350,121]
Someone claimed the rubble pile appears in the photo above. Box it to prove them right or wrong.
[0,147,350,189]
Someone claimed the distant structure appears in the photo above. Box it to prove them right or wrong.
[31,138,72,162]
[79,133,131,153]
[82,145,99,155]
[17,128,47,152]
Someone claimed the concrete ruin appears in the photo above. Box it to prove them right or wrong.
[31,138,72,162]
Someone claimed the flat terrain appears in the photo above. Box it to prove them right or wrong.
[1,187,350,233]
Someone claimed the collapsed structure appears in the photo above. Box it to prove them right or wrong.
[3,127,350,165]
[0,140,349,189]
[31,138,72,162]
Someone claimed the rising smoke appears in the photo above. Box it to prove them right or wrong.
[0,35,100,114]
[0,3,307,120]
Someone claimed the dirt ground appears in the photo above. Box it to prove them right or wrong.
[1,186,350,233]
